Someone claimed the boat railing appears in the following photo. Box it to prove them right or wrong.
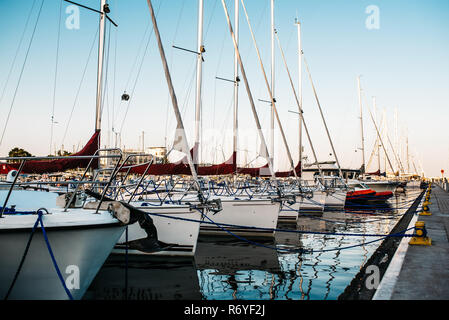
[0,149,156,216]
[110,156,154,204]
[0,152,123,217]
[79,150,154,212]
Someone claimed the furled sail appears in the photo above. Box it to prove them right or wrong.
[237,161,301,178]
[0,130,100,174]
[123,149,236,176]
[273,162,301,177]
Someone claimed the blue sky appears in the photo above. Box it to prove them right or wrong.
[0,0,448,176]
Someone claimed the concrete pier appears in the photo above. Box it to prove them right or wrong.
[374,184,449,299]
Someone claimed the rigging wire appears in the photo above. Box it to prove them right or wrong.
[164,0,186,150]
[203,0,219,42]
[165,0,221,160]
[212,27,228,134]
[116,1,163,136]
[100,19,113,131]
[112,0,118,147]
[118,25,153,134]
[61,26,100,147]
[111,21,151,128]
[49,0,63,155]
[0,0,45,148]
[0,0,37,108]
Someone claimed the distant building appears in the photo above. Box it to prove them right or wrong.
[146,146,167,164]
[99,148,152,168]
[98,146,167,169]
[302,161,360,181]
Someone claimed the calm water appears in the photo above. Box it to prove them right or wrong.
[84,186,422,300]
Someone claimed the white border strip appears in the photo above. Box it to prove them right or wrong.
[372,197,423,300]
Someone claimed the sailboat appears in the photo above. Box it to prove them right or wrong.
[344,81,396,204]
[139,0,281,238]
[353,80,399,194]
[115,0,281,240]
[0,0,146,299]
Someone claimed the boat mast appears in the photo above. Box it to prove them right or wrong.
[95,0,107,132]
[394,107,398,170]
[146,0,200,185]
[405,129,410,174]
[385,121,405,175]
[194,0,204,165]
[221,0,274,178]
[274,28,323,178]
[270,0,275,171]
[373,97,381,172]
[303,56,343,178]
[240,0,297,178]
[233,0,239,168]
[382,110,387,173]
[357,76,365,174]
[296,18,303,177]
[369,97,395,175]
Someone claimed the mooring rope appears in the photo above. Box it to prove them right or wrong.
[139,207,416,239]
[197,209,415,255]
[4,209,74,300]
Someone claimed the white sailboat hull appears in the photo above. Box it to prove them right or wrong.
[361,181,398,193]
[113,203,201,257]
[300,191,326,212]
[0,204,125,300]
[278,202,299,222]
[323,189,347,210]
[199,198,280,238]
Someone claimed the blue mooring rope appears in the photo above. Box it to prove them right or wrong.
[37,209,74,300]
[4,209,74,300]
[134,188,423,256]
[197,209,416,254]
[141,207,416,239]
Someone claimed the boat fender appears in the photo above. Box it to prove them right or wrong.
[6,170,18,183]
[83,189,168,252]
[107,202,131,225]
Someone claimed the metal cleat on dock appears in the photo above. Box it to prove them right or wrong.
[409,221,432,246]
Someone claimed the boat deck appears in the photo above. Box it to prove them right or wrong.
[374,184,449,299]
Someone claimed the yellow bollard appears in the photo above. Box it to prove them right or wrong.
[409,221,432,245]
[420,203,432,216]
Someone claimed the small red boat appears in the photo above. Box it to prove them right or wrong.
[346,189,393,204]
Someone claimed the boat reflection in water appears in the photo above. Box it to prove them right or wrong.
[344,202,394,214]
[196,190,414,300]
[84,254,201,300]
[195,236,282,300]
[85,189,419,300]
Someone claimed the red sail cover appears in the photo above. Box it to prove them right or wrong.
[237,162,301,178]
[0,130,100,174]
[366,169,381,176]
[274,162,302,177]
[124,151,237,176]
[198,152,236,176]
